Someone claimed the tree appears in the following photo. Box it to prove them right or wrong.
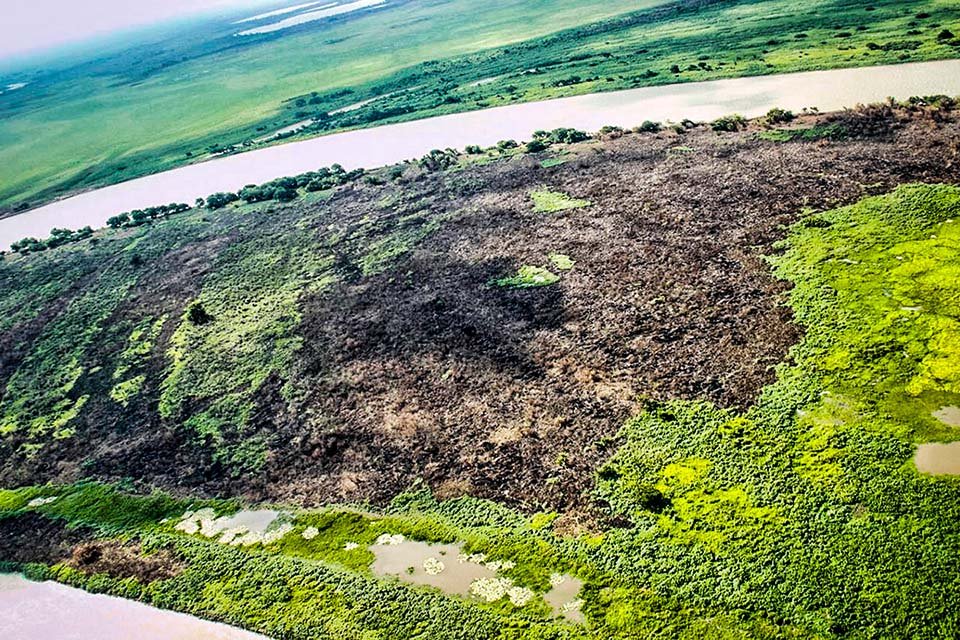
[205,192,239,209]
[107,213,131,228]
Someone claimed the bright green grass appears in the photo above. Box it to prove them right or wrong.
[493,265,560,288]
[1,0,958,211]
[530,189,592,213]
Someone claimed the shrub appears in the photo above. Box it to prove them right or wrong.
[710,114,747,132]
[597,125,625,139]
[764,108,795,125]
[634,120,661,133]
[532,128,589,144]
[496,139,518,150]
[107,213,130,228]
[186,301,213,325]
[524,139,548,153]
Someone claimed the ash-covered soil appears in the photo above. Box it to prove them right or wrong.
[2,105,958,513]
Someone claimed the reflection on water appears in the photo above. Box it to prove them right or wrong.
[3,59,960,249]
[0,574,269,640]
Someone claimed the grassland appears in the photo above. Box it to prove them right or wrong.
[1,0,958,212]
[2,99,960,636]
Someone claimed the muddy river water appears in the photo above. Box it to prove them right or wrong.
[2,59,960,248]
[0,574,269,640]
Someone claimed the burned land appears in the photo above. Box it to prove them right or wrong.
[1,104,958,513]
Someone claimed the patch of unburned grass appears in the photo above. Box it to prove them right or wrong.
[548,253,575,270]
[530,189,591,213]
[492,265,560,288]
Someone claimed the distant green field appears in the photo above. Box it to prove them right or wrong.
[0,0,958,211]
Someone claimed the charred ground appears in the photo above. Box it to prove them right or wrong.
[1,104,958,513]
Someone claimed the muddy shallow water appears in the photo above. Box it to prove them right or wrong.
[0,574,268,640]
[914,442,960,476]
[3,59,960,248]
[370,539,584,620]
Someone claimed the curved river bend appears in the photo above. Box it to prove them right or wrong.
[2,59,960,248]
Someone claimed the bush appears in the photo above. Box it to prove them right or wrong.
[597,125,625,139]
[524,139,548,153]
[496,139,518,150]
[532,128,589,144]
[764,108,795,125]
[186,301,213,325]
[634,120,661,133]
[464,144,483,154]
[107,213,130,228]
[417,149,459,171]
[710,114,747,132]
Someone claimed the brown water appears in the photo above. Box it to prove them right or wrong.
[545,575,585,623]
[4,59,960,249]
[0,574,269,640]
[914,442,960,476]
[932,406,960,427]
[371,540,497,595]
[370,540,584,620]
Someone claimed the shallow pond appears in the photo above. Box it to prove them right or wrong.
[0,574,268,639]
[369,537,584,620]
[914,442,960,476]
[3,59,960,248]
[932,405,960,428]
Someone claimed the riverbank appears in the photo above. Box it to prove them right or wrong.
[2,58,960,248]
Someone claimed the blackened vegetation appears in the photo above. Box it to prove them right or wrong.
[2,106,960,513]
[0,513,183,582]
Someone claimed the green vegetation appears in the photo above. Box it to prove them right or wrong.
[158,228,335,474]
[548,254,575,270]
[757,123,847,141]
[531,189,592,213]
[10,226,94,254]
[2,0,958,211]
[493,265,561,289]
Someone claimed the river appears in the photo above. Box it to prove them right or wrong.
[2,59,960,248]
[0,574,269,640]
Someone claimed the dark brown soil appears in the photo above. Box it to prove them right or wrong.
[2,105,959,513]
[0,513,183,582]
[264,109,960,511]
